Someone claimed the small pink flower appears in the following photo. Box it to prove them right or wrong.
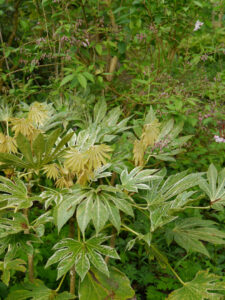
[194,20,204,31]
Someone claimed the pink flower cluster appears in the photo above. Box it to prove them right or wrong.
[214,135,225,143]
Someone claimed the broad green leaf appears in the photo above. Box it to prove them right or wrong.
[32,133,45,165]
[0,153,30,169]
[76,195,93,235]
[86,236,120,260]
[75,252,90,281]
[16,133,34,165]
[79,267,135,300]
[51,131,74,159]
[60,74,75,87]
[95,44,102,55]
[207,163,218,198]
[167,271,225,300]
[110,195,134,217]
[88,249,109,276]
[53,195,76,233]
[44,128,61,160]
[199,165,225,208]
[94,99,107,124]
[104,201,121,231]
[77,74,87,89]
[92,197,109,233]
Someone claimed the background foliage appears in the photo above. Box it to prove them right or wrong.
[0,0,224,299]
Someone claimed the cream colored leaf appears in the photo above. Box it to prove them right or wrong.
[0,134,17,153]
[28,102,50,126]
[141,119,160,147]
[42,163,60,180]
[55,177,73,189]
[133,139,145,166]
[64,148,86,173]
[84,144,112,171]
[10,118,36,139]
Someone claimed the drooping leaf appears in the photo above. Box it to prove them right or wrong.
[0,258,26,286]
[166,218,225,257]
[79,267,135,300]
[6,279,75,300]
[167,271,225,300]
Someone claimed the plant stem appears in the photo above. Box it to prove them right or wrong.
[55,273,66,293]
[122,224,140,236]
[69,217,76,295]
[150,244,185,285]
[105,227,116,264]
[23,208,35,282]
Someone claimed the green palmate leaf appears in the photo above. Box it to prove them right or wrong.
[92,196,109,233]
[120,167,160,192]
[0,176,36,210]
[166,218,225,257]
[149,191,196,232]
[79,267,135,300]
[6,279,75,300]
[46,238,82,279]
[46,235,119,280]
[145,170,204,231]
[167,271,225,300]
[0,152,30,169]
[76,195,93,235]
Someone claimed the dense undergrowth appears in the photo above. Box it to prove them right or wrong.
[0,0,224,299]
